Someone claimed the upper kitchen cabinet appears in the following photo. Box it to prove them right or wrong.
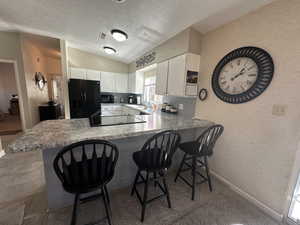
[101,72,115,92]
[86,69,101,81]
[128,72,144,94]
[70,67,101,81]
[69,67,129,93]
[114,73,128,93]
[69,67,86,80]
[168,55,186,96]
[155,61,169,95]
[155,53,200,97]
[101,72,128,93]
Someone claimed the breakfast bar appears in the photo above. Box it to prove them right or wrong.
[8,112,213,210]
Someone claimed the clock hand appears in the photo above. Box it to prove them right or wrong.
[230,68,246,81]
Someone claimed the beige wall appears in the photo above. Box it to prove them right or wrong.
[46,57,61,75]
[195,0,300,215]
[0,63,17,113]
[0,32,31,129]
[129,28,202,72]
[21,34,50,126]
[68,48,129,73]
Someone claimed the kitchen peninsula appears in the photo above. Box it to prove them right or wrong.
[8,111,213,210]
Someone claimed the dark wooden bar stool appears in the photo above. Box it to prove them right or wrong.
[53,140,119,225]
[174,125,224,200]
[131,130,181,222]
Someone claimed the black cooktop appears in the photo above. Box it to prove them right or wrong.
[89,113,146,127]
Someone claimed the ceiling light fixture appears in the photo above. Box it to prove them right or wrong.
[103,46,117,54]
[112,0,127,3]
[111,29,128,42]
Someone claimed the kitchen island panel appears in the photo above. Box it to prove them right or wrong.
[43,128,200,210]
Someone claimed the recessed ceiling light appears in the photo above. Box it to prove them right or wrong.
[103,46,117,54]
[111,29,128,42]
[112,0,126,3]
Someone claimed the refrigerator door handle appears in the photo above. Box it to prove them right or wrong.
[83,92,86,102]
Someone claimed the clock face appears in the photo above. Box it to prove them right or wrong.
[218,57,258,95]
[212,47,274,104]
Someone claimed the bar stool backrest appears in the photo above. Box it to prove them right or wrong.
[53,140,119,192]
[196,125,224,156]
[141,130,181,170]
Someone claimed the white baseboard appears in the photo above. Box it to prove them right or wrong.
[0,150,5,158]
[210,170,284,222]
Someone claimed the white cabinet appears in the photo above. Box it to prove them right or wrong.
[135,72,144,94]
[70,67,86,80]
[186,53,200,72]
[115,73,128,93]
[127,72,144,94]
[101,72,128,93]
[69,67,130,93]
[86,69,101,81]
[101,72,115,92]
[155,53,200,97]
[168,54,186,96]
[128,73,135,93]
[155,60,169,95]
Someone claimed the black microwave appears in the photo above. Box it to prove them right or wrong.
[100,94,114,103]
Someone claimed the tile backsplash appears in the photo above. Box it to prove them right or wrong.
[101,92,142,104]
[162,96,196,118]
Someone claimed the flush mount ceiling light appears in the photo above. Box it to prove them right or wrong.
[112,0,127,3]
[103,46,117,54]
[111,29,128,42]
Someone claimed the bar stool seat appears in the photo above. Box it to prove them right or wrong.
[62,158,115,194]
[133,147,172,171]
[179,141,207,157]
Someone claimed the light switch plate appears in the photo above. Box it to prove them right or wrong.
[272,104,287,116]
[178,104,184,110]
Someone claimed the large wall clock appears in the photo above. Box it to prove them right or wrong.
[212,46,274,104]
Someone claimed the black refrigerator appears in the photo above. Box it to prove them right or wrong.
[69,79,101,118]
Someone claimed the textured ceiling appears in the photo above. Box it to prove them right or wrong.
[0,0,274,63]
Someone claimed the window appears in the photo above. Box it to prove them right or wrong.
[143,72,162,106]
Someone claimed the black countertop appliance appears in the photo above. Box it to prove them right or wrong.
[100,94,114,103]
[69,79,101,118]
[128,95,137,104]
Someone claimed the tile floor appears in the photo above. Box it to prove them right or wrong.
[0,150,283,225]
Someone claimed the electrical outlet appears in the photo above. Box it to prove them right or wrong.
[178,104,184,110]
[272,104,287,116]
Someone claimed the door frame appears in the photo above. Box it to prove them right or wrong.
[0,59,26,132]
[283,141,300,224]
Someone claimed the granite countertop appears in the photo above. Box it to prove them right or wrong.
[8,112,213,153]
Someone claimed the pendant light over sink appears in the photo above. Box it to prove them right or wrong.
[111,29,128,42]
[103,46,117,54]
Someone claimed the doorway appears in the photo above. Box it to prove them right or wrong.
[0,62,23,153]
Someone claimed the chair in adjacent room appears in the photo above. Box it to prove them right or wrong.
[174,124,224,200]
[53,139,119,225]
[131,130,181,222]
